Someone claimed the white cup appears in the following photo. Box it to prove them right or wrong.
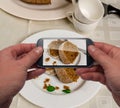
[72,0,104,24]
[67,12,99,33]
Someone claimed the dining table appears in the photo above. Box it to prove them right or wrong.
[0,0,120,108]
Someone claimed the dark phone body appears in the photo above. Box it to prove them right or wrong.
[36,38,94,68]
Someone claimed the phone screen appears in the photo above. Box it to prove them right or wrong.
[37,38,94,67]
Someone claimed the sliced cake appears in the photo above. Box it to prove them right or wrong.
[48,40,64,59]
[59,41,79,64]
[55,68,79,83]
[20,0,51,4]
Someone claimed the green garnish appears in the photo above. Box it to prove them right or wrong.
[47,86,55,92]
[62,89,71,94]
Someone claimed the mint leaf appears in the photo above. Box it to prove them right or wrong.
[62,89,71,94]
[47,86,55,92]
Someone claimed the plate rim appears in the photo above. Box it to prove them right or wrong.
[0,0,72,20]
[20,29,102,108]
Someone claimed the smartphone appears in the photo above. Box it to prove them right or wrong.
[36,38,94,68]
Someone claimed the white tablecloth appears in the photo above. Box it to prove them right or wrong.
[0,1,120,107]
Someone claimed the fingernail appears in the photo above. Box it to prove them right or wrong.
[89,45,96,52]
[35,47,43,54]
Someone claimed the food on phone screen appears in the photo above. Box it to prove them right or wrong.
[59,41,79,64]
[52,61,57,65]
[48,40,64,59]
[45,57,50,62]
[47,40,81,65]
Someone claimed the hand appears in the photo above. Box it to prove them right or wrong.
[0,44,45,108]
[76,42,120,106]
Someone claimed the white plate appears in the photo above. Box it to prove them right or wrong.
[20,29,101,108]
[0,0,72,20]
[15,0,69,10]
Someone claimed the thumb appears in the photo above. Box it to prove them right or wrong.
[19,47,43,69]
[88,45,112,69]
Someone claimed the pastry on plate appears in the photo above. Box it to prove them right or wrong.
[59,41,79,64]
[20,0,51,4]
[55,68,79,83]
[45,68,56,75]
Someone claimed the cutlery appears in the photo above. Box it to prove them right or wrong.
[78,47,86,55]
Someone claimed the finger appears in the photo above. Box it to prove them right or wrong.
[80,72,106,84]
[88,45,112,69]
[76,65,104,75]
[94,42,116,54]
[19,47,43,69]
[10,44,36,56]
[27,64,39,69]
[27,68,45,80]
[76,66,98,75]
[30,64,38,69]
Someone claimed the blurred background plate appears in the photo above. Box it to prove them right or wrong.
[0,0,72,20]
[14,0,69,10]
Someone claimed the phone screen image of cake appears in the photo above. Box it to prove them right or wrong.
[43,39,87,66]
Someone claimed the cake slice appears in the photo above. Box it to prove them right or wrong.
[48,40,64,59]
[20,0,51,4]
[59,41,79,64]
[55,68,79,83]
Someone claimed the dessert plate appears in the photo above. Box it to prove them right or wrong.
[20,29,101,108]
[0,0,72,20]
[15,0,69,10]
